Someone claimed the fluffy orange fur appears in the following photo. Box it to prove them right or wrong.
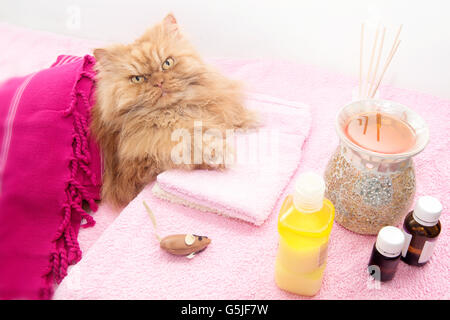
[91,14,257,208]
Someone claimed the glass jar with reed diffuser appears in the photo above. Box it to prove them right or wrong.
[324,99,429,235]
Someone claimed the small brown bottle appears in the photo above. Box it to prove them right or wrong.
[401,196,442,266]
[368,226,405,282]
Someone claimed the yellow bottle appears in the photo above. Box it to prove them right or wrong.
[275,172,335,296]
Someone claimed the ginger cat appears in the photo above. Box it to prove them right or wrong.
[91,14,257,207]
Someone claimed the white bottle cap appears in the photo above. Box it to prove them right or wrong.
[413,196,443,227]
[375,226,405,258]
[293,172,325,213]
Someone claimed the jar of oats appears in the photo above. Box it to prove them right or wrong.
[324,100,429,235]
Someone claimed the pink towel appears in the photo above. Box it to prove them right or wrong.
[55,57,449,300]
[153,93,311,225]
[0,55,101,299]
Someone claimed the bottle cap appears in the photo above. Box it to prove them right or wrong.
[375,226,405,258]
[413,196,443,227]
[293,172,325,213]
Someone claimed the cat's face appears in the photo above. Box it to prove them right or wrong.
[94,14,207,122]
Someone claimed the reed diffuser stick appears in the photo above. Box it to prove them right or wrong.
[359,23,365,99]
[368,27,386,98]
[369,24,403,98]
[387,24,403,63]
[371,39,401,98]
[363,25,380,98]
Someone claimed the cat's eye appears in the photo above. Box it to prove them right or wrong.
[130,75,146,84]
[162,57,174,70]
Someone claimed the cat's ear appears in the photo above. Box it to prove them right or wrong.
[162,13,180,35]
[93,48,110,62]
[164,13,177,25]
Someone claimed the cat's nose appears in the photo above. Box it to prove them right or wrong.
[153,80,164,88]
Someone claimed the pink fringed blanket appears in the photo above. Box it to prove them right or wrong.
[0,55,101,299]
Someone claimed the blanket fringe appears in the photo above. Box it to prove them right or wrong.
[40,56,99,299]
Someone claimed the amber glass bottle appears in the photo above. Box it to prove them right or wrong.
[401,196,442,266]
[368,226,405,282]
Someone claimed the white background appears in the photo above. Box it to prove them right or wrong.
[1,0,449,99]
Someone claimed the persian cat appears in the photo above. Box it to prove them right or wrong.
[91,14,257,207]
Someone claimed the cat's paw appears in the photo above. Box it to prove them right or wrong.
[203,162,227,171]
[235,110,261,130]
[202,137,236,170]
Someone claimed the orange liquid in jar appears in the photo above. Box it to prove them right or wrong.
[345,112,416,154]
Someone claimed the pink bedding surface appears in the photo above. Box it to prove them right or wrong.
[1,23,448,299]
